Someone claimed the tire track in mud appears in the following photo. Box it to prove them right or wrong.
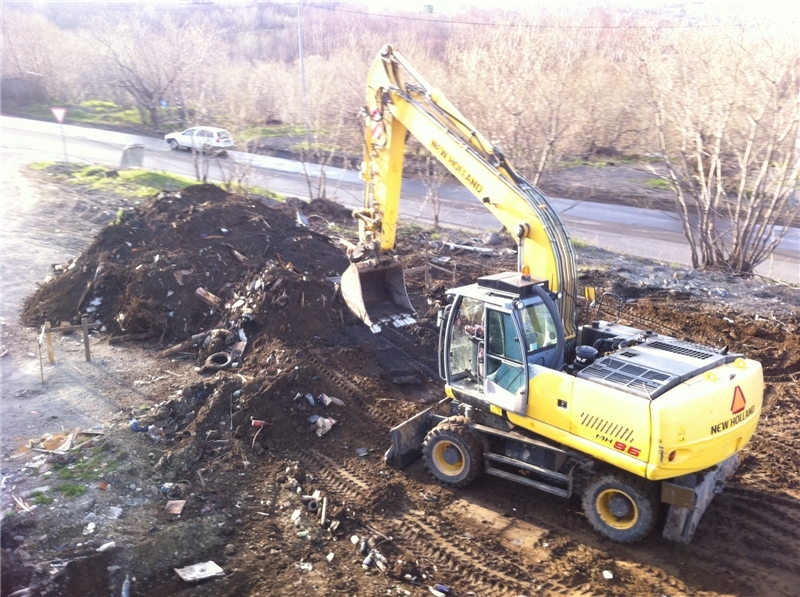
[301,450,588,597]
[714,487,800,566]
[306,349,404,429]
[382,327,440,381]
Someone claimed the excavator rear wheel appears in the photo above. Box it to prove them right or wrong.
[422,416,483,488]
[582,473,659,543]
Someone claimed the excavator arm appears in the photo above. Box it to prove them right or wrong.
[344,45,577,339]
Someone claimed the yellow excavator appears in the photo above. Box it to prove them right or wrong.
[341,45,763,543]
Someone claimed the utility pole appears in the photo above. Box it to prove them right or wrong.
[298,2,312,151]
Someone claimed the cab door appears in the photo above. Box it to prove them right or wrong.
[483,307,528,415]
[443,296,485,398]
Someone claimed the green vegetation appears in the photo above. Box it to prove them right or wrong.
[571,238,590,249]
[55,453,118,482]
[29,491,54,506]
[7,100,144,127]
[52,483,88,498]
[34,163,195,198]
[645,178,673,190]
[240,124,306,140]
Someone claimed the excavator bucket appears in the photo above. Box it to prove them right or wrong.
[340,260,416,330]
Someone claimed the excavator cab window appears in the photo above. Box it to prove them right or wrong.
[447,296,485,395]
[485,309,526,396]
[520,302,559,354]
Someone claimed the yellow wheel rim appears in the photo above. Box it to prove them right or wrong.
[596,488,639,530]
[431,440,465,477]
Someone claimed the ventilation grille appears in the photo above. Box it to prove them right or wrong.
[579,357,673,398]
[579,413,634,443]
[648,340,714,360]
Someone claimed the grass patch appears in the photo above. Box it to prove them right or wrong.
[571,238,590,249]
[8,101,144,127]
[52,483,88,498]
[240,124,307,140]
[36,163,195,198]
[55,453,119,482]
[29,491,54,506]
[645,178,673,190]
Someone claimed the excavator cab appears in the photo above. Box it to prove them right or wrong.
[386,271,565,467]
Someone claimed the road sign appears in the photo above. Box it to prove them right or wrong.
[50,107,67,124]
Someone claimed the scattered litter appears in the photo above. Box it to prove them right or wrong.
[147,425,166,443]
[297,562,313,572]
[307,415,320,424]
[304,393,316,407]
[318,393,345,407]
[290,509,302,522]
[96,541,116,552]
[108,506,123,519]
[129,419,148,433]
[355,447,369,457]
[350,535,360,545]
[326,552,335,563]
[82,522,95,535]
[602,570,614,580]
[121,574,131,597]
[315,417,337,437]
[164,500,186,515]
[251,419,268,428]
[175,561,225,582]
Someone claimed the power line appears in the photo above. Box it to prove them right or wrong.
[302,3,784,29]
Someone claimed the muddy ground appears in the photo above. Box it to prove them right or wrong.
[1,164,799,597]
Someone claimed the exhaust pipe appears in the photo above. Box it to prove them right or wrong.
[341,259,416,331]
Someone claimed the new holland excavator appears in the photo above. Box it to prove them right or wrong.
[340,45,763,544]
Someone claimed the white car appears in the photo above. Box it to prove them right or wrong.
[165,126,234,154]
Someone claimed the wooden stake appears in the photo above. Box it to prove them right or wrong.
[38,326,44,384]
[44,322,55,364]
[82,316,91,362]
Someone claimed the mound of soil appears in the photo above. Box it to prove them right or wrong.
[21,185,352,344]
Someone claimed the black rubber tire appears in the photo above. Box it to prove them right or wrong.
[168,139,179,150]
[204,351,232,371]
[581,473,659,543]
[422,416,483,488]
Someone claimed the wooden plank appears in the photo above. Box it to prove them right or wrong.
[76,281,93,312]
[48,323,100,334]
[195,287,222,309]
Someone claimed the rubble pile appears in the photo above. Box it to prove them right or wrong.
[22,185,352,345]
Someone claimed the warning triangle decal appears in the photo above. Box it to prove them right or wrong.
[731,386,746,414]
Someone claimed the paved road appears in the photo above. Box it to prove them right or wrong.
[2,115,797,283]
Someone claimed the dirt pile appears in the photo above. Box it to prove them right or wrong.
[21,185,352,344]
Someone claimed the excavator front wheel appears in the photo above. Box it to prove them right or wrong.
[422,416,483,488]
[582,473,659,543]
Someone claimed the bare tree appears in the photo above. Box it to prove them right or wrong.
[420,153,445,230]
[640,26,799,273]
[89,14,216,129]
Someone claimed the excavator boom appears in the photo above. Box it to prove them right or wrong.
[342,45,577,339]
